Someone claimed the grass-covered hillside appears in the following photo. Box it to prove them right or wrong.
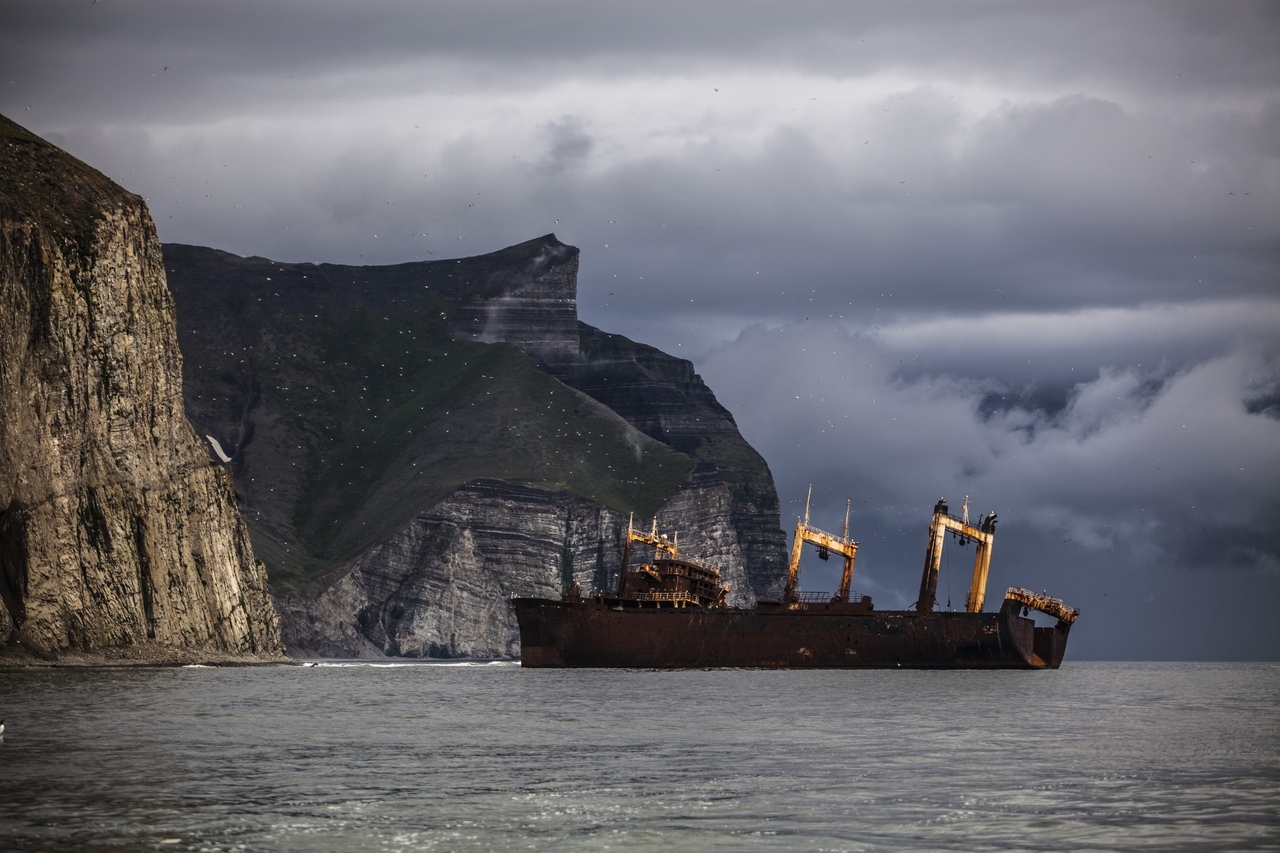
[165,238,695,592]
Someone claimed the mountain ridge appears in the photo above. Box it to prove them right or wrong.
[165,236,787,657]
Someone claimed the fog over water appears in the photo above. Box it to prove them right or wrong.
[3,1,1277,658]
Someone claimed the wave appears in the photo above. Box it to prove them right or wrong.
[298,659,518,668]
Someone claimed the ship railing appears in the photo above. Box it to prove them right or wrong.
[634,591,702,606]
[1005,587,1079,624]
[790,590,866,608]
[645,560,722,581]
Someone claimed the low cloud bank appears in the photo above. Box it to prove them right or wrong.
[701,302,1280,589]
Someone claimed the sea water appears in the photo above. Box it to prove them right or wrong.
[0,662,1276,851]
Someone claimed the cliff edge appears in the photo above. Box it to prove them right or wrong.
[0,115,284,663]
[165,235,787,658]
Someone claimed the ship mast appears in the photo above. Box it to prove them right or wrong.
[836,500,854,602]
[619,514,680,597]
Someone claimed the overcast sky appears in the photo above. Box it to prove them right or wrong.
[4,0,1277,659]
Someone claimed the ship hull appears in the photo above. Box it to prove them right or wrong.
[513,597,1071,669]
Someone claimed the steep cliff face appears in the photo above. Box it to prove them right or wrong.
[165,229,787,659]
[449,241,785,597]
[540,326,785,599]
[164,239,694,591]
[279,470,753,659]
[0,115,283,661]
[448,239,581,353]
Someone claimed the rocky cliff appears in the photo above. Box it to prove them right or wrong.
[539,326,784,599]
[278,469,754,658]
[448,234,784,597]
[0,115,283,663]
[165,236,787,659]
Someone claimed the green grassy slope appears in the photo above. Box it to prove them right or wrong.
[166,244,692,592]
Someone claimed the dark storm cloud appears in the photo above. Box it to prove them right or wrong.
[702,324,1280,658]
[540,116,595,174]
[6,2,1277,103]
[2,0,1277,657]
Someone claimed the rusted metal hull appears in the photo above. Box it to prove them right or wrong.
[513,597,1072,669]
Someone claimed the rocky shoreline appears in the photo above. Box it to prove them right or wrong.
[0,641,294,668]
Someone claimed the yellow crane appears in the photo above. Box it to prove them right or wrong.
[915,496,998,613]
[783,488,860,607]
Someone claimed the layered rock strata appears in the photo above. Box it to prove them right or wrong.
[447,237,786,598]
[0,115,283,662]
[280,471,753,659]
[539,325,785,599]
[164,228,787,659]
[448,239,581,353]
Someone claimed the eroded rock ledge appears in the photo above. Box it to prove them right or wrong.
[279,471,754,659]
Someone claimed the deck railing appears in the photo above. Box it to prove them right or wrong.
[636,561,721,581]
[793,591,865,606]
[634,591,701,606]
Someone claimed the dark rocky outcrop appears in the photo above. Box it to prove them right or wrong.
[446,235,783,597]
[165,233,787,660]
[164,238,697,588]
[448,239,581,353]
[0,115,284,663]
[537,326,784,599]
[278,470,756,658]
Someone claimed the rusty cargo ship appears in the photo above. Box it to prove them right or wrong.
[513,496,1077,669]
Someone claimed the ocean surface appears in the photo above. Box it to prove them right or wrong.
[0,661,1276,851]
